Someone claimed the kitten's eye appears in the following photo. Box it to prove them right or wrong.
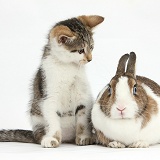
[108,85,112,96]
[90,45,94,50]
[71,50,77,53]
[133,84,137,95]
[78,49,85,54]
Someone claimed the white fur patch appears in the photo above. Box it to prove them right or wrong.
[111,77,138,119]
[61,116,76,142]
[30,115,45,130]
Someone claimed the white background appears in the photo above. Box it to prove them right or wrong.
[0,0,160,159]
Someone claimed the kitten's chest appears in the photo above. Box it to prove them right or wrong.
[43,59,84,107]
[60,77,82,110]
[44,60,80,88]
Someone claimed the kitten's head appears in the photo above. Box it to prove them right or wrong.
[48,15,104,64]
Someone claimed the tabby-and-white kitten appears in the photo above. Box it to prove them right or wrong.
[0,15,104,148]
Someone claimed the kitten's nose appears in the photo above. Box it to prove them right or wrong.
[83,54,92,63]
[86,53,92,62]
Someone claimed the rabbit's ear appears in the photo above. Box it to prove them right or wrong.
[126,52,136,77]
[116,54,129,76]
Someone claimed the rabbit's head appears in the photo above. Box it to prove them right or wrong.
[98,52,148,119]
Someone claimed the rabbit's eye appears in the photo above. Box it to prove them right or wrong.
[133,84,137,95]
[108,85,112,95]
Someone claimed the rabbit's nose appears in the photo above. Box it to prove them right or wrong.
[116,107,126,112]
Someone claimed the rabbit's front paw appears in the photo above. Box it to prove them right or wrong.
[108,141,126,148]
[128,141,149,148]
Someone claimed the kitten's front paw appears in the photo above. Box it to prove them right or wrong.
[128,141,149,148]
[76,136,93,146]
[41,137,60,148]
[108,141,126,148]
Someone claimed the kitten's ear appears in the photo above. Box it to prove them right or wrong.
[58,35,75,44]
[78,15,104,29]
[49,25,75,44]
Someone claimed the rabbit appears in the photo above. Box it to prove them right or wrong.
[91,52,160,148]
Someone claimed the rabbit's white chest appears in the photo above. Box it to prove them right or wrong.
[92,103,142,145]
[101,119,141,145]
[92,103,160,145]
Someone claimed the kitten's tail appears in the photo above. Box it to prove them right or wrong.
[0,129,36,143]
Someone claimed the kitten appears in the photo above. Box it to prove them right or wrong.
[0,15,104,148]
